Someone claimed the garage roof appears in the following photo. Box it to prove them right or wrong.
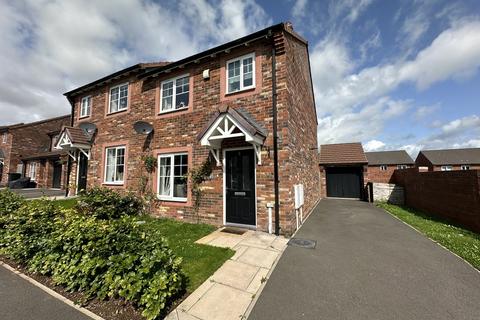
[418,148,480,165]
[319,142,368,165]
[365,150,414,165]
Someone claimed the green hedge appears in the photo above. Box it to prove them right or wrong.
[0,188,184,319]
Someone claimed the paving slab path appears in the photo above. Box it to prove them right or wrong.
[249,199,480,320]
[166,229,288,320]
[0,263,93,320]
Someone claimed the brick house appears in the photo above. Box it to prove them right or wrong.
[365,150,414,183]
[0,115,70,188]
[415,148,480,171]
[56,22,320,235]
[319,143,368,199]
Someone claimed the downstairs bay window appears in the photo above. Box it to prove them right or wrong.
[104,146,126,184]
[158,153,188,201]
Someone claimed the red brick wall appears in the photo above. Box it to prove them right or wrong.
[393,168,480,233]
[367,165,412,183]
[68,30,319,234]
[0,116,70,186]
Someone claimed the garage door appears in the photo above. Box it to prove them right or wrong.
[326,167,362,199]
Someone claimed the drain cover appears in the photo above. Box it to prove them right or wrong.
[221,227,247,235]
[288,238,317,249]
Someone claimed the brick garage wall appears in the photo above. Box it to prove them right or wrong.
[0,132,13,185]
[319,165,368,199]
[393,168,480,233]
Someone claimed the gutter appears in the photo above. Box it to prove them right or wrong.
[271,41,280,235]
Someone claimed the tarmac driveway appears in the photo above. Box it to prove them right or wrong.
[249,199,480,320]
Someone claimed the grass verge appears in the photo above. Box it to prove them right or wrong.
[377,202,480,270]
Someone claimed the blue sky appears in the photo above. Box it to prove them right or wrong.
[0,0,479,155]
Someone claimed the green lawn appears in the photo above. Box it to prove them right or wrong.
[377,202,480,270]
[52,198,234,292]
[142,216,234,292]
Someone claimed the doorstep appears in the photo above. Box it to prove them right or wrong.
[166,228,288,320]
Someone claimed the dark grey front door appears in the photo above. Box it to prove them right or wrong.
[52,162,62,188]
[225,149,256,226]
[77,153,88,192]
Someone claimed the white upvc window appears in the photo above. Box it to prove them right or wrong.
[108,83,129,113]
[80,96,92,117]
[441,165,452,171]
[461,165,470,170]
[397,165,408,169]
[380,165,387,171]
[104,146,126,184]
[160,74,190,113]
[158,153,188,201]
[2,132,7,143]
[226,52,255,93]
[28,162,37,181]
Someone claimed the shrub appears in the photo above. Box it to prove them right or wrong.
[0,189,26,248]
[0,189,185,319]
[76,187,144,219]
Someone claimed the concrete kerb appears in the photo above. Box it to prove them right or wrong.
[0,261,104,320]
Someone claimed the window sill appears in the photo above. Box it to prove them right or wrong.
[102,182,124,186]
[79,114,91,119]
[106,109,128,116]
[159,106,189,115]
[157,196,187,203]
[225,86,256,96]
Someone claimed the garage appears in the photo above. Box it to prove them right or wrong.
[326,166,363,198]
[319,142,368,200]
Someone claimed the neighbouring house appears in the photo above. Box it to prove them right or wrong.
[55,22,320,235]
[415,148,480,171]
[319,142,368,199]
[365,150,414,183]
[0,115,71,188]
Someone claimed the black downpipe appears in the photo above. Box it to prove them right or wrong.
[271,46,280,235]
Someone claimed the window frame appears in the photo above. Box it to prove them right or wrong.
[28,162,37,181]
[461,165,470,170]
[80,95,92,118]
[108,82,129,114]
[103,145,126,184]
[157,152,188,202]
[441,165,453,171]
[159,74,190,114]
[2,132,7,143]
[225,52,256,94]
[397,165,408,170]
[379,165,388,171]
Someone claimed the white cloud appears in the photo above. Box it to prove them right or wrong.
[292,0,308,20]
[0,0,271,125]
[364,139,386,151]
[414,104,439,120]
[317,97,411,144]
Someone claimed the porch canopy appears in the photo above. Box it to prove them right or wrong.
[54,126,92,160]
[197,107,267,165]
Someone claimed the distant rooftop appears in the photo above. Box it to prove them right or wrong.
[419,148,480,165]
[365,150,414,165]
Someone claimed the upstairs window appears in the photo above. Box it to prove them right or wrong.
[380,165,387,171]
[160,75,189,113]
[109,83,128,113]
[158,153,188,201]
[104,146,126,184]
[226,53,255,93]
[80,96,92,117]
[2,132,7,143]
[441,165,452,171]
[397,165,408,169]
[461,165,470,170]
